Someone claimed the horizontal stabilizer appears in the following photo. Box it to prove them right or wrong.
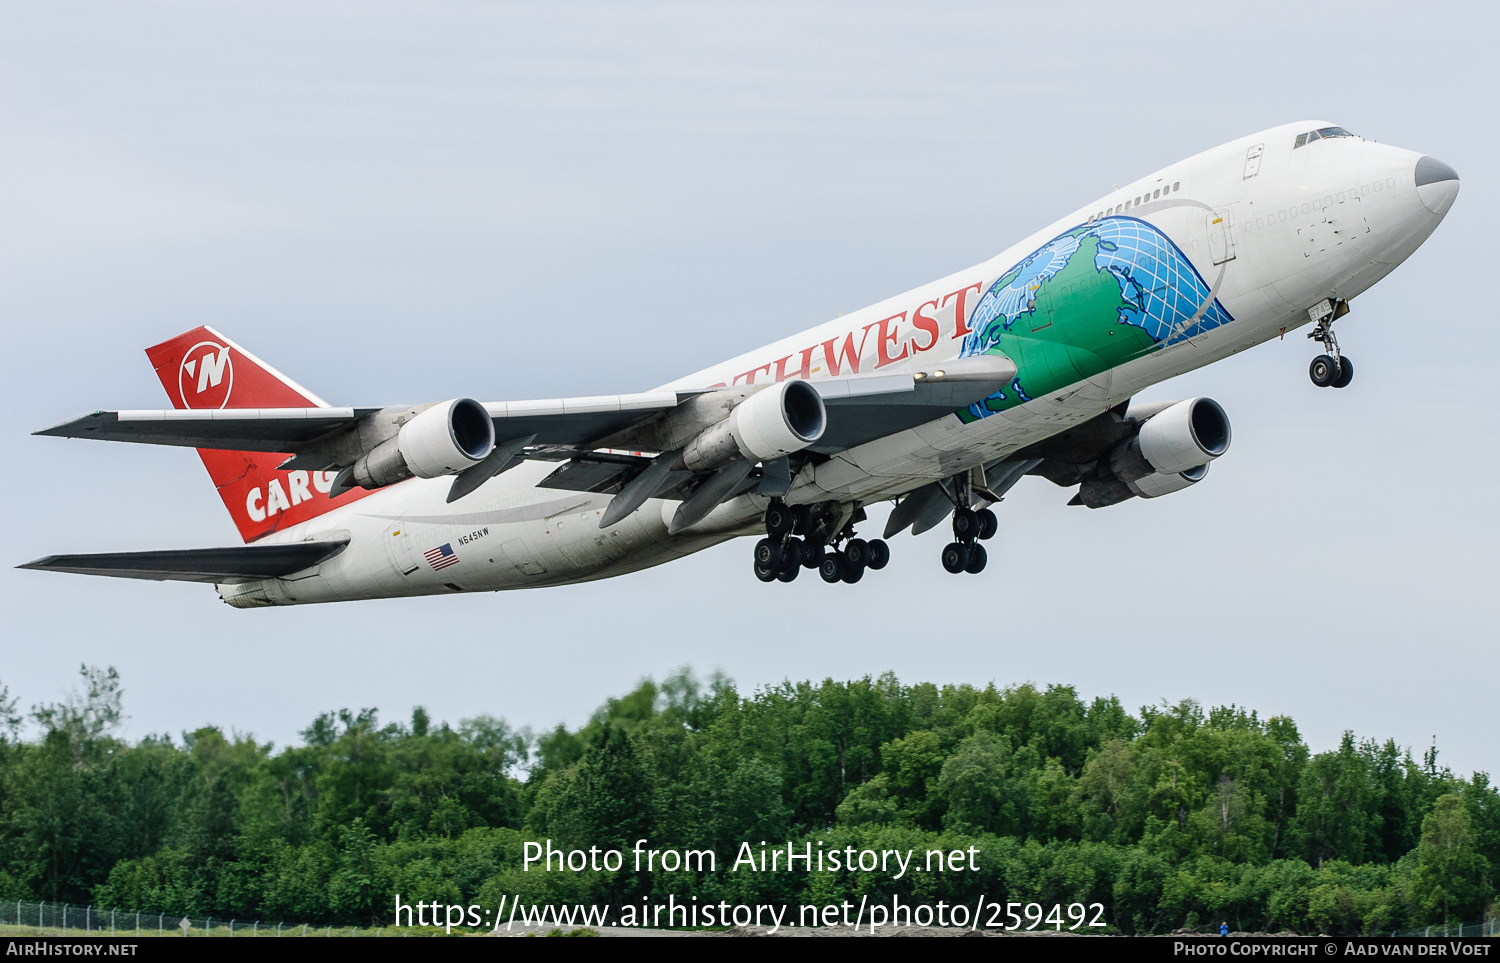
[34,408,376,452]
[17,540,349,584]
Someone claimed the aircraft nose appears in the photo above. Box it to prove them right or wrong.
[1415,156,1459,216]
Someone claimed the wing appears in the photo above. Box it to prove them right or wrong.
[35,356,1015,457]
[32,390,687,453]
[17,540,349,583]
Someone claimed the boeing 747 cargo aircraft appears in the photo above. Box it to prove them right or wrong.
[23,121,1459,606]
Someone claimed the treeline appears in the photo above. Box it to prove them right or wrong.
[0,666,1493,934]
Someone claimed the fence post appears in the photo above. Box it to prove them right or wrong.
[302,924,307,937]
[136,911,140,936]
[159,913,163,937]
[254,921,258,937]
[230,919,235,937]
[86,905,90,933]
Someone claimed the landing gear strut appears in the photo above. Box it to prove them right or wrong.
[1307,302,1353,389]
[755,499,888,586]
[941,471,997,576]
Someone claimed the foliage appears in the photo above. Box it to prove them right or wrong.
[0,666,1492,933]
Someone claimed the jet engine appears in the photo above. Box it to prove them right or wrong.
[350,398,495,489]
[1073,398,1229,509]
[1107,398,1230,480]
[679,380,826,472]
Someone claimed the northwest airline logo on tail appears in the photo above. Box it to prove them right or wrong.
[146,325,373,542]
[178,341,234,409]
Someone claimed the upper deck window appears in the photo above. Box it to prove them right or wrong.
[1294,127,1356,149]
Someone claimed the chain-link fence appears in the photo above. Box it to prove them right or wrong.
[0,899,400,936]
[1391,918,1498,937]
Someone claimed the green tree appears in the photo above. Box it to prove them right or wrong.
[1408,794,1492,923]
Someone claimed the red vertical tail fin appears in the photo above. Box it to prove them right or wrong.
[145,326,371,542]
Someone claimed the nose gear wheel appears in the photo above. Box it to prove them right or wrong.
[1306,302,1353,388]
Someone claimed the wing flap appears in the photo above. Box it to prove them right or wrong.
[17,540,349,583]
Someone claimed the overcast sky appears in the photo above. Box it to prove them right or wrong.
[3,1,1494,776]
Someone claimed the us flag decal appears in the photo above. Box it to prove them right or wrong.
[424,543,460,571]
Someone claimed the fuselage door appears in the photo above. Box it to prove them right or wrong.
[384,523,420,577]
[1206,210,1237,265]
[1243,143,1264,179]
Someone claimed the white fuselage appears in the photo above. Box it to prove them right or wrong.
[218,121,1453,607]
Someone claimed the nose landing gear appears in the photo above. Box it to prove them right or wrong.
[1306,300,1353,389]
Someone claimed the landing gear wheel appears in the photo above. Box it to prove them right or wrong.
[964,542,988,574]
[754,559,777,582]
[1332,355,1354,388]
[976,509,998,541]
[941,542,970,574]
[867,539,890,570]
[754,537,782,569]
[952,508,979,541]
[790,504,812,536]
[800,541,823,569]
[841,563,864,584]
[1309,354,1339,388]
[764,503,794,539]
[775,562,800,583]
[818,554,846,583]
[780,538,805,569]
[843,538,870,569]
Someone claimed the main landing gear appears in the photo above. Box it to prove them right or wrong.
[940,469,998,576]
[941,507,997,575]
[753,501,889,585]
[1307,304,1353,389]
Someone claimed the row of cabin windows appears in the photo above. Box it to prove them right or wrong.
[1242,177,1399,231]
[1294,126,1355,148]
[1089,181,1182,222]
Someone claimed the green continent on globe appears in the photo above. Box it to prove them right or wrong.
[962,234,1159,421]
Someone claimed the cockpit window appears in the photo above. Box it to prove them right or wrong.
[1295,127,1356,149]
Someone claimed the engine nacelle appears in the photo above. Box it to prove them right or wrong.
[680,380,826,472]
[1127,462,1209,498]
[352,398,494,488]
[1076,463,1209,508]
[1108,397,1231,481]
